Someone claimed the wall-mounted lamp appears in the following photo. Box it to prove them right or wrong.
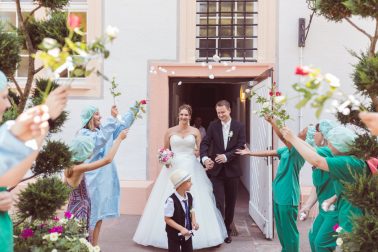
[240,86,246,103]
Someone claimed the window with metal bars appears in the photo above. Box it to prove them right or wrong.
[196,0,258,62]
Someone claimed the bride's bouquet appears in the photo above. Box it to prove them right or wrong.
[158,148,174,167]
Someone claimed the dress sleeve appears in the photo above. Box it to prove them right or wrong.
[0,121,34,176]
[164,197,175,217]
[326,156,361,181]
[79,117,118,154]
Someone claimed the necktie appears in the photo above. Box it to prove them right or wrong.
[183,199,190,229]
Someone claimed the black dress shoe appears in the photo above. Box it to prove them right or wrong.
[224,236,232,243]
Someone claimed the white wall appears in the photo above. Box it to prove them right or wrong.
[57,0,177,180]
[277,0,375,186]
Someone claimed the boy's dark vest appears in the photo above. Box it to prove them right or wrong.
[165,193,193,237]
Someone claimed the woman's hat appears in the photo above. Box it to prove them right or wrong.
[80,105,98,128]
[170,169,191,189]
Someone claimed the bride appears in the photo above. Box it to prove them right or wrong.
[133,104,227,249]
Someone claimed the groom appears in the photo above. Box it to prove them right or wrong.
[200,100,246,244]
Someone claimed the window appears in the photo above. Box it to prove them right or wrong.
[196,0,258,62]
[0,0,88,78]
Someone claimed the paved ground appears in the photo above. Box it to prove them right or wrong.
[99,186,312,251]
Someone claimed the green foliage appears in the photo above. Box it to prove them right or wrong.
[350,133,378,159]
[34,0,69,10]
[0,22,22,77]
[31,79,69,133]
[343,0,378,18]
[25,11,80,49]
[340,214,378,251]
[352,52,378,97]
[314,0,352,21]
[32,140,73,176]
[343,172,378,215]
[336,107,368,129]
[16,177,70,221]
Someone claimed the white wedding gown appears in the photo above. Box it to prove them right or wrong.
[133,134,227,249]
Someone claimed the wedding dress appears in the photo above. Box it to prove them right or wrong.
[133,134,227,249]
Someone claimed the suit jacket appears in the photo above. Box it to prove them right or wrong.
[200,119,246,177]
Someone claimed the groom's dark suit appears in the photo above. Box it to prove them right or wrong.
[200,119,246,235]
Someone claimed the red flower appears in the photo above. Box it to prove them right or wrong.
[269,91,274,96]
[295,66,310,76]
[333,223,339,232]
[68,14,81,29]
[139,99,147,105]
[276,91,281,96]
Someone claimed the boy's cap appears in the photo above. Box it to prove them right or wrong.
[170,169,191,189]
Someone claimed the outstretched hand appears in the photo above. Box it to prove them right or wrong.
[236,144,250,156]
[10,105,50,142]
[111,105,119,118]
[118,128,129,140]
[359,112,378,135]
[45,85,69,120]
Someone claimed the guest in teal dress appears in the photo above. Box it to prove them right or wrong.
[79,104,137,245]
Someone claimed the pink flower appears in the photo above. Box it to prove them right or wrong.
[52,216,60,222]
[49,226,64,234]
[68,14,81,29]
[333,223,339,232]
[269,91,273,96]
[139,99,147,105]
[64,211,72,219]
[276,91,281,96]
[20,228,34,239]
[295,66,311,76]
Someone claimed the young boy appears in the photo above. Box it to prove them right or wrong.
[164,169,199,252]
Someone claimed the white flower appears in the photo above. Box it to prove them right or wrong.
[336,227,343,233]
[49,232,59,242]
[42,38,58,50]
[106,25,119,39]
[209,74,215,79]
[244,88,251,94]
[262,102,270,108]
[93,246,101,252]
[336,237,343,246]
[228,131,233,138]
[342,107,350,115]
[48,48,60,58]
[274,96,286,104]
[177,81,182,86]
[337,100,351,112]
[212,54,221,62]
[325,73,341,88]
[52,249,57,252]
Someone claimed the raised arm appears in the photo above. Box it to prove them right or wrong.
[281,127,329,171]
[265,116,292,148]
[73,129,128,174]
[193,128,201,157]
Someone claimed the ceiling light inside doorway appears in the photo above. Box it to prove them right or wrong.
[178,81,182,86]
[209,74,215,79]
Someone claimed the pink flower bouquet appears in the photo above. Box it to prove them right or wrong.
[158,148,174,167]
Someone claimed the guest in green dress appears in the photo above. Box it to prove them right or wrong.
[300,120,339,252]
[237,116,313,252]
[281,126,368,233]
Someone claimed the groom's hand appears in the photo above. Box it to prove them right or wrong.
[215,154,226,164]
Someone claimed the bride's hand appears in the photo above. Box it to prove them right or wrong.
[194,149,200,157]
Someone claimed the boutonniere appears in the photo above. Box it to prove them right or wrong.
[228,131,233,141]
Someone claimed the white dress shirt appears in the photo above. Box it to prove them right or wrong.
[202,119,231,164]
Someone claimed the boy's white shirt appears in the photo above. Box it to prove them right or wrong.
[164,191,195,217]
